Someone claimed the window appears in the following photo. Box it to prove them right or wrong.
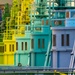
[66,34,69,46]
[28,26,31,30]
[71,12,75,18]
[35,27,41,31]
[66,11,69,18]
[42,20,44,25]
[54,20,62,26]
[16,42,18,50]
[0,46,4,52]
[21,30,24,34]
[25,42,27,50]
[53,35,56,46]
[42,39,45,48]
[46,20,48,25]
[22,42,24,50]
[12,44,14,51]
[4,44,6,52]
[61,34,69,46]
[25,26,27,30]
[9,45,11,51]
[19,12,21,16]
[26,8,28,10]
[38,39,45,49]
[61,34,64,46]
[31,39,34,49]
[38,39,41,48]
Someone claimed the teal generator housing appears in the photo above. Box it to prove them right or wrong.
[14,25,31,66]
[30,18,51,66]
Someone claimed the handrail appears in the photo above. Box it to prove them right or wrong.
[68,41,75,75]
[44,41,51,66]
[0,66,74,73]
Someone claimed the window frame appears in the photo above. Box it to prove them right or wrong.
[4,44,6,52]
[31,39,34,49]
[9,44,11,52]
[66,34,69,46]
[53,34,56,46]
[42,39,45,48]
[61,34,64,46]
[22,42,24,50]
[12,44,14,51]
[66,11,70,18]
[61,34,70,46]
[25,42,27,50]
[16,42,18,50]
[38,39,41,48]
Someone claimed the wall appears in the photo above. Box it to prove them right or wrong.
[0,0,12,5]
[51,27,75,68]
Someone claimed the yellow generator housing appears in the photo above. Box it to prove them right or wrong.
[3,17,16,65]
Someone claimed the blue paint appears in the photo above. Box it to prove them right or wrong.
[66,10,75,27]
[57,51,59,68]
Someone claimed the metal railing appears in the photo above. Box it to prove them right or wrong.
[0,66,74,72]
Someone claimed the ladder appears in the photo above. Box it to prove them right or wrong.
[44,36,52,67]
[68,41,75,75]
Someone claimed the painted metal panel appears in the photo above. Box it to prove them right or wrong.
[57,51,71,68]
[52,51,57,68]
[66,19,75,27]
[14,53,29,66]
[51,27,75,68]
[35,53,45,66]
[0,54,3,64]
[4,54,14,65]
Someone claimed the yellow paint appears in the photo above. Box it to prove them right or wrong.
[54,70,67,75]
[60,73,67,75]
[3,40,16,65]
[0,53,4,65]
[0,42,4,65]
[4,53,14,65]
